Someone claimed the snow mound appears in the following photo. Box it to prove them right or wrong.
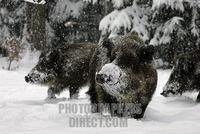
[0,69,200,133]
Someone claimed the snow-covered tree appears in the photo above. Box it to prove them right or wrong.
[0,0,199,69]
[98,0,200,68]
[26,1,47,50]
[99,0,152,42]
[2,36,22,70]
[24,0,46,5]
[150,0,200,67]
[48,0,104,45]
[0,0,26,58]
[0,0,26,45]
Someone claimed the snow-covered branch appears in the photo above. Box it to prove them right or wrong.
[150,17,185,45]
[152,0,185,11]
[24,0,46,5]
[190,5,200,37]
[50,0,83,23]
[100,2,150,41]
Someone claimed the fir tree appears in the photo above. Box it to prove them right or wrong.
[151,0,200,67]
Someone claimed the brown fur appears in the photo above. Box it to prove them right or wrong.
[25,43,96,99]
[161,49,200,102]
[88,32,157,118]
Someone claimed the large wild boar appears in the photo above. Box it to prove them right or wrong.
[25,43,96,99]
[87,32,157,119]
[161,50,200,102]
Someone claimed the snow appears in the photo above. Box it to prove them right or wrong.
[110,0,133,8]
[46,21,55,46]
[99,2,150,41]
[0,48,40,71]
[97,62,128,99]
[24,0,46,5]
[152,0,186,11]
[83,0,98,4]
[0,8,11,43]
[111,0,124,8]
[150,17,185,45]
[152,0,200,10]
[191,8,200,37]
[162,81,181,95]
[1,68,200,133]
[163,17,184,35]
[27,68,49,84]
[50,0,84,23]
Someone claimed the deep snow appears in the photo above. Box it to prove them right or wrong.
[0,69,200,134]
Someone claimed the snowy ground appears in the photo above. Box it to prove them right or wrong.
[0,68,200,134]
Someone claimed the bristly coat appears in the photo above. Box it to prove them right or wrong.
[25,43,96,99]
[88,32,157,119]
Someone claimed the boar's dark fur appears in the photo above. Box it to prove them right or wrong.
[25,43,96,99]
[161,50,200,102]
[87,32,157,119]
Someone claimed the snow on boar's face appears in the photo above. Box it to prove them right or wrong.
[161,55,194,97]
[96,40,155,99]
[25,50,61,85]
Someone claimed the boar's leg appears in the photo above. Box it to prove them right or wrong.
[132,104,148,119]
[47,87,56,99]
[87,85,99,113]
[46,85,66,99]
[189,75,200,102]
[196,92,200,102]
[69,86,79,99]
[87,85,98,103]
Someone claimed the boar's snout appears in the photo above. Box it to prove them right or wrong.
[160,90,176,97]
[160,91,168,97]
[96,73,111,84]
[25,75,31,83]
[25,73,40,83]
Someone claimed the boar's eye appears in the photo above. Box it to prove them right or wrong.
[102,39,114,49]
[102,39,114,58]
[137,45,155,64]
[117,52,139,67]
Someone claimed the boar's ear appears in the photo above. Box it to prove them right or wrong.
[137,45,155,64]
[102,39,114,50]
[102,39,114,57]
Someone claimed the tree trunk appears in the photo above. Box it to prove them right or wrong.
[7,58,12,71]
[26,2,47,50]
[104,0,113,15]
